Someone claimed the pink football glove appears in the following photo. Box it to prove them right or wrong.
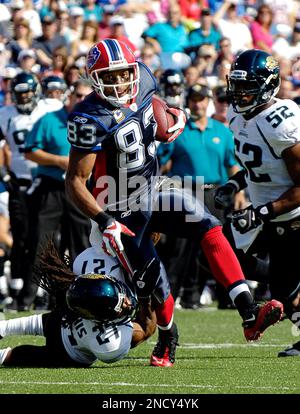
[166,107,187,143]
[102,220,135,257]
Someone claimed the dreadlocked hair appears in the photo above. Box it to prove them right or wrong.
[33,238,76,307]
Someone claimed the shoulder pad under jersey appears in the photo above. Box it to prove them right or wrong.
[67,94,111,151]
[258,99,300,157]
[135,62,158,107]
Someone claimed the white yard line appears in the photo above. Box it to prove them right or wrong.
[148,342,290,348]
[0,380,298,391]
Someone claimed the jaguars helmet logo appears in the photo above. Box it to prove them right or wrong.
[265,56,279,71]
[81,273,108,280]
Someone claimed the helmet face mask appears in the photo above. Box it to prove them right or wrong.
[160,69,185,107]
[86,39,140,107]
[11,72,41,114]
[227,50,280,114]
[66,273,138,325]
[92,65,139,106]
[227,76,261,112]
[41,75,68,103]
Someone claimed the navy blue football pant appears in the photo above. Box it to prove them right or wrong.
[109,188,221,302]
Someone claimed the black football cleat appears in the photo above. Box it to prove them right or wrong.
[278,341,300,357]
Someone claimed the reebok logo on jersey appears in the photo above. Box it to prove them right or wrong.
[74,116,88,124]
[121,210,131,218]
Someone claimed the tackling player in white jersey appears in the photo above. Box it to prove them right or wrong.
[0,240,156,367]
[0,72,64,306]
[214,49,300,357]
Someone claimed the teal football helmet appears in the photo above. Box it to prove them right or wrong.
[11,72,41,114]
[66,273,137,324]
[227,49,280,114]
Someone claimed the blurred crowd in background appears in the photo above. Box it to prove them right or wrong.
[1,0,300,105]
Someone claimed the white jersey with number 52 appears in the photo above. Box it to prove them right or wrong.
[228,98,300,221]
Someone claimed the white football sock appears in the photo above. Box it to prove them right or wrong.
[229,282,251,304]
[0,347,11,365]
[0,314,44,338]
[0,275,8,295]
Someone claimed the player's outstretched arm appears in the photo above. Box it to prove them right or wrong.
[66,148,100,217]
[66,148,135,258]
[276,142,300,214]
[131,298,156,348]
[214,169,248,210]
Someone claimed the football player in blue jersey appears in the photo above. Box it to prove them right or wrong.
[65,39,283,367]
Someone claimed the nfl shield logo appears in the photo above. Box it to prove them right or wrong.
[87,46,100,69]
[113,109,125,123]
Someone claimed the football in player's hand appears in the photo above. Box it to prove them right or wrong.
[152,95,176,142]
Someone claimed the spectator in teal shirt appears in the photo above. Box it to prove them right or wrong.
[26,108,70,182]
[187,8,222,58]
[158,83,238,189]
[143,5,189,54]
[83,0,103,23]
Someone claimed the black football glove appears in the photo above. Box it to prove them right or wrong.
[132,258,161,298]
[231,202,275,234]
[214,182,237,209]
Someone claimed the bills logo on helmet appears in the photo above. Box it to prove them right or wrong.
[87,46,101,70]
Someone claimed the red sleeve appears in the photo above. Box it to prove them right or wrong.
[178,0,208,20]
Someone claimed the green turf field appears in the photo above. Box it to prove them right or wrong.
[0,308,299,394]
